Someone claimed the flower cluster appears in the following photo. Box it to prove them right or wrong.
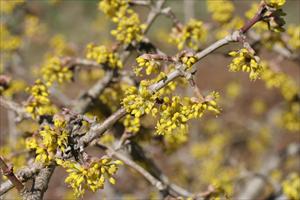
[26,116,69,165]
[281,102,300,132]
[286,25,300,50]
[170,19,207,50]
[260,62,299,101]
[24,15,46,38]
[0,0,24,14]
[122,81,158,118]
[207,0,234,24]
[265,0,286,9]
[228,48,263,81]
[49,34,75,56]
[282,173,300,200]
[86,44,123,69]
[122,80,159,133]
[0,139,27,172]
[41,56,73,86]
[179,52,198,70]
[0,24,22,52]
[56,158,123,198]
[135,56,160,76]
[25,80,57,119]
[111,11,146,45]
[123,114,140,133]
[164,128,188,151]
[156,92,220,135]
[98,0,130,18]
[99,0,145,45]
[99,81,132,111]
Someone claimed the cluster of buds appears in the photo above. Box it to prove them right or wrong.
[56,157,123,197]
[228,48,262,81]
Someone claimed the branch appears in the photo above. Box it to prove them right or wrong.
[20,165,55,200]
[73,69,114,114]
[143,0,165,35]
[98,144,201,199]
[78,8,267,147]
[0,97,30,121]
[0,163,41,196]
[240,3,267,33]
[237,143,300,199]
[0,157,24,192]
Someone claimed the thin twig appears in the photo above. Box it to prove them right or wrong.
[98,143,200,199]
[0,157,24,192]
[73,69,114,114]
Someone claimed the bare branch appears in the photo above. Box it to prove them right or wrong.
[73,69,114,114]
[0,97,30,120]
[0,157,24,192]
[237,143,300,199]
[21,165,55,200]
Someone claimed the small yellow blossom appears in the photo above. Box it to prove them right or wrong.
[265,0,286,9]
[287,25,300,50]
[228,48,262,81]
[0,0,24,14]
[282,173,300,200]
[98,0,130,18]
[57,158,123,197]
[207,0,234,23]
[26,117,69,164]
[170,19,207,50]
[25,80,57,119]
[0,24,22,52]
[41,56,73,86]
[111,11,146,44]
[134,56,160,76]
[86,44,123,69]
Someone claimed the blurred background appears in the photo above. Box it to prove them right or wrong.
[0,0,299,199]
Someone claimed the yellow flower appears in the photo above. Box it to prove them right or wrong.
[207,0,234,23]
[265,0,286,9]
[170,19,207,50]
[287,25,300,50]
[0,0,24,14]
[98,0,130,18]
[41,56,73,86]
[26,116,70,165]
[0,23,22,52]
[228,48,262,81]
[179,53,198,70]
[86,44,123,69]
[111,12,146,44]
[25,80,57,119]
[282,173,300,200]
[134,56,160,76]
[57,158,122,197]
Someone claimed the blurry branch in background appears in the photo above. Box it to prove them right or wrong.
[0,97,31,121]
[237,143,300,199]
[97,143,210,199]
[248,30,300,62]
[184,0,194,23]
